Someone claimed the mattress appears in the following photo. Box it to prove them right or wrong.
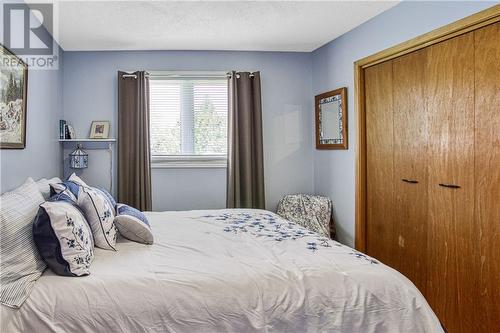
[1,209,443,332]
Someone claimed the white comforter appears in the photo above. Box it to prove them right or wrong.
[1,209,443,332]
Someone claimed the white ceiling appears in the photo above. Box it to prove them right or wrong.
[51,1,399,52]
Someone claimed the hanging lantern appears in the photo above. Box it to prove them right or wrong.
[69,144,88,169]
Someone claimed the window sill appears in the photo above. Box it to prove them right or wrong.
[151,155,227,169]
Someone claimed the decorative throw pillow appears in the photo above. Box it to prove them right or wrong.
[36,177,62,200]
[0,178,47,308]
[51,175,116,214]
[57,173,117,250]
[114,204,154,245]
[98,188,117,214]
[33,196,94,276]
[49,180,80,201]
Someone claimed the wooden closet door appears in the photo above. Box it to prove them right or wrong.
[392,49,428,295]
[474,22,500,333]
[425,32,478,333]
[365,61,397,268]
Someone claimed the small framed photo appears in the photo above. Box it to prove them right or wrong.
[89,121,110,139]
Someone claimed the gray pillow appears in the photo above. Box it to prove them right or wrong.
[0,178,47,308]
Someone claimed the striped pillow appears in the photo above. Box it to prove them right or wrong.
[0,178,47,308]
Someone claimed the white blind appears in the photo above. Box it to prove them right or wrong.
[149,75,228,156]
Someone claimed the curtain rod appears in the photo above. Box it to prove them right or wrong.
[121,73,149,79]
[121,72,256,79]
[226,72,256,78]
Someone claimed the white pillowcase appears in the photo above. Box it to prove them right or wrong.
[0,178,47,308]
[33,199,94,276]
[67,174,118,251]
[36,177,62,200]
[114,204,154,245]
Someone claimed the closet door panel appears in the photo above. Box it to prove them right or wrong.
[365,61,397,268]
[474,22,500,333]
[425,32,477,333]
[392,49,428,295]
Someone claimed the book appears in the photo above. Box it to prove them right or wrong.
[67,125,76,139]
[59,120,66,139]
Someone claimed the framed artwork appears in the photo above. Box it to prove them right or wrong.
[89,121,110,139]
[315,87,347,150]
[0,45,28,149]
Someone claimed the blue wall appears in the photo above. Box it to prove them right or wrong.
[0,3,64,192]
[311,1,497,246]
[62,51,314,211]
[2,1,496,245]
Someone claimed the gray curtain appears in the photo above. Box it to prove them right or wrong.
[117,71,152,211]
[227,71,265,209]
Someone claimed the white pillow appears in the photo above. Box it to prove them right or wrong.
[114,204,154,245]
[0,178,47,308]
[33,199,94,276]
[68,174,118,251]
[36,177,62,200]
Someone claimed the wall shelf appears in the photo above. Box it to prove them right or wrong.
[59,139,116,142]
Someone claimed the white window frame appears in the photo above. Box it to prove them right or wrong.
[149,71,228,169]
[151,155,227,169]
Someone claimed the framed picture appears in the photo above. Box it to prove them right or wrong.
[315,87,348,150]
[1,45,28,149]
[89,121,110,139]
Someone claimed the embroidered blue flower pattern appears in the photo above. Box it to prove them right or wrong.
[197,212,336,252]
[198,211,380,266]
[101,208,112,221]
[66,216,75,227]
[348,251,379,264]
[60,212,93,270]
[67,239,76,248]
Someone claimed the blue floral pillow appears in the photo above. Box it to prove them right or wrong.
[114,204,153,245]
[49,180,80,201]
[98,188,117,214]
[51,174,118,251]
[68,174,117,251]
[33,195,94,276]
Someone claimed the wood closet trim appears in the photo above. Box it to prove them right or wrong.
[354,5,500,251]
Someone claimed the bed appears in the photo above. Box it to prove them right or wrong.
[1,209,443,332]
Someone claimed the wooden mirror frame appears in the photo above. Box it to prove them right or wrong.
[315,87,348,150]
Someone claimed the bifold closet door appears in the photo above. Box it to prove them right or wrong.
[392,49,428,295]
[365,61,397,269]
[425,32,479,333]
[474,22,500,333]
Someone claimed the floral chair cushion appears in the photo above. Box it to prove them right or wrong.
[33,195,94,277]
[276,194,335,239]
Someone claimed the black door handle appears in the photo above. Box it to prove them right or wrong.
[402,178,419,184]
[439,183,461,189]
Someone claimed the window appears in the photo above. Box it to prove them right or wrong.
[149,72,228,167]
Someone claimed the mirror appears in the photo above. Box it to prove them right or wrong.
[315,87,347,149]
